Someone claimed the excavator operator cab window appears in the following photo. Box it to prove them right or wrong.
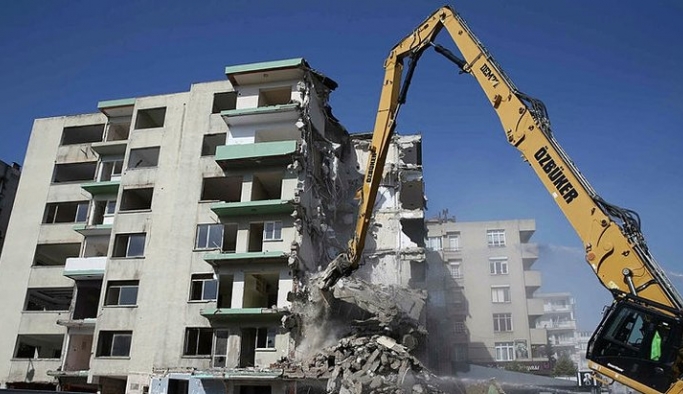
[587,301,682,392]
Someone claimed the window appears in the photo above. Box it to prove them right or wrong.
[213,330,229,367]
[120,188,153,211]
[24,288,73,311]
[255,327,276,349]
[426,236,442,251]
[128,147,160,169]
[43,201,89,223]
[190,274,217,301]
[446,232,460,251]
[196,224,224,249]
[447,261,462,279]
[263,221,282,241]
[97,331,132,357]
[201,176,242,202]
[487,229,506,247]
[60,124,104,145]
[258,86,291,107]
[184,328,212,356]
[113,233,146,257]
[33,242,80,266]
[491,286,511,303]
[14,334,63,359]
[52,162,97,183]
[493,313,513,332]
[135,107,166,129]
[454,345,468,362]
[495,342,515,361]
[90,199,116,225]
[489,258,509,275]
[212,92,237,113]
[105,281,139,306]
[201,133,226,156]
[98,159,124,181]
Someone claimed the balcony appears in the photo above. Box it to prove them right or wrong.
[527,298,544,316]
[64,256,107,279]
[524,270,542,290]
[210,199,295,217]
[73,223,112,236]
[522,243,539,267]
[221,103,299,127]
[530,328,547,345]
[203,251,288,267]
[214,140,297,169]
[200,307,287,323]
[56,317,97,328]
[81,180,120,196]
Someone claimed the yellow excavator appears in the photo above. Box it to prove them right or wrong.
[320,5,683,394]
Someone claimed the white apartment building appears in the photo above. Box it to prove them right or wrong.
[535,293,581,369]
[0,160,20,256]
[0,58,426,394]
[426,218,549,375]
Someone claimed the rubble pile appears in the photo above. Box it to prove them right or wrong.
[282,334,446,394]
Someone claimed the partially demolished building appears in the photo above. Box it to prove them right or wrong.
[0,58,427,394]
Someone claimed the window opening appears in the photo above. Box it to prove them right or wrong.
[489,258,509,275]
[97,331,132,357]
[491,286,511,303]
[487,229,506,247]
[263,221,282,241]
[113,233,146,257]
[190,274,218,301]
[201,133,226,156]
[24,288,73,311]
[128,147,160,169]
[493,313,513,332]
[105,281,139,306]
[184,328,212,356]
[61,124,104,145]
[134,107,166,129]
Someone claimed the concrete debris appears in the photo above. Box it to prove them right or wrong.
[277,334,447,394]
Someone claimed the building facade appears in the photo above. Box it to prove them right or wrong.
[535,293,581,369]
[0,58,426,394]
[0,160,20,256]
[425,218,549,375]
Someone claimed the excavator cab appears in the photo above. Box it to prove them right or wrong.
[587,299,683,392]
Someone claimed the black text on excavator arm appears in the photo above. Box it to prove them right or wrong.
[321,5,683,394]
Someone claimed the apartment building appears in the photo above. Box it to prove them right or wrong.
[0,160,20,256]
[425,218,548,375]
[0,58,426,394]
[536,293,581,368]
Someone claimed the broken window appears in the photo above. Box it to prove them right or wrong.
[212,330,229,367]
[263,221,282,241]
[410,261,426,282]
[104,281,139,306]
[493,313,513,332]
[33,242,80,266]
[52,162,97,183]
[120,188,153,211]
[104,116,131,141]
[248,223,264,252]
[495,342,515,361]
[254,127,300,143]
[201,176,242,202]
[43,201,89,224]
[195,224,224,250]
[14,334,63,359]
[112,233,146,258]
[195,223,237,252]
[168,380,188,394]
[97,331,132,357]
[189,274,217,301]
[24,288,73,311]
[255,327,276,349]
[90,199,116,225]
[446,232,460,251]
[97,158,124,181]
[184,328,212,356]
[128,147,160,169]
[487,229,506,247]
[72,280,102,319]
[426,236,442,251]
[217,274,233,308]
[82,235,109,257]
[257,86,291,107]
[212,92,237,113]
[242,273,278,308]
[250,172,282,201]
[134,107,166,129]
[60,124,104,145]
[489,258,508,275]
[491,286,511,303]
[201,133,226,156]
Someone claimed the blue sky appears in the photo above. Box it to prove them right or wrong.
[1,1,682,331]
